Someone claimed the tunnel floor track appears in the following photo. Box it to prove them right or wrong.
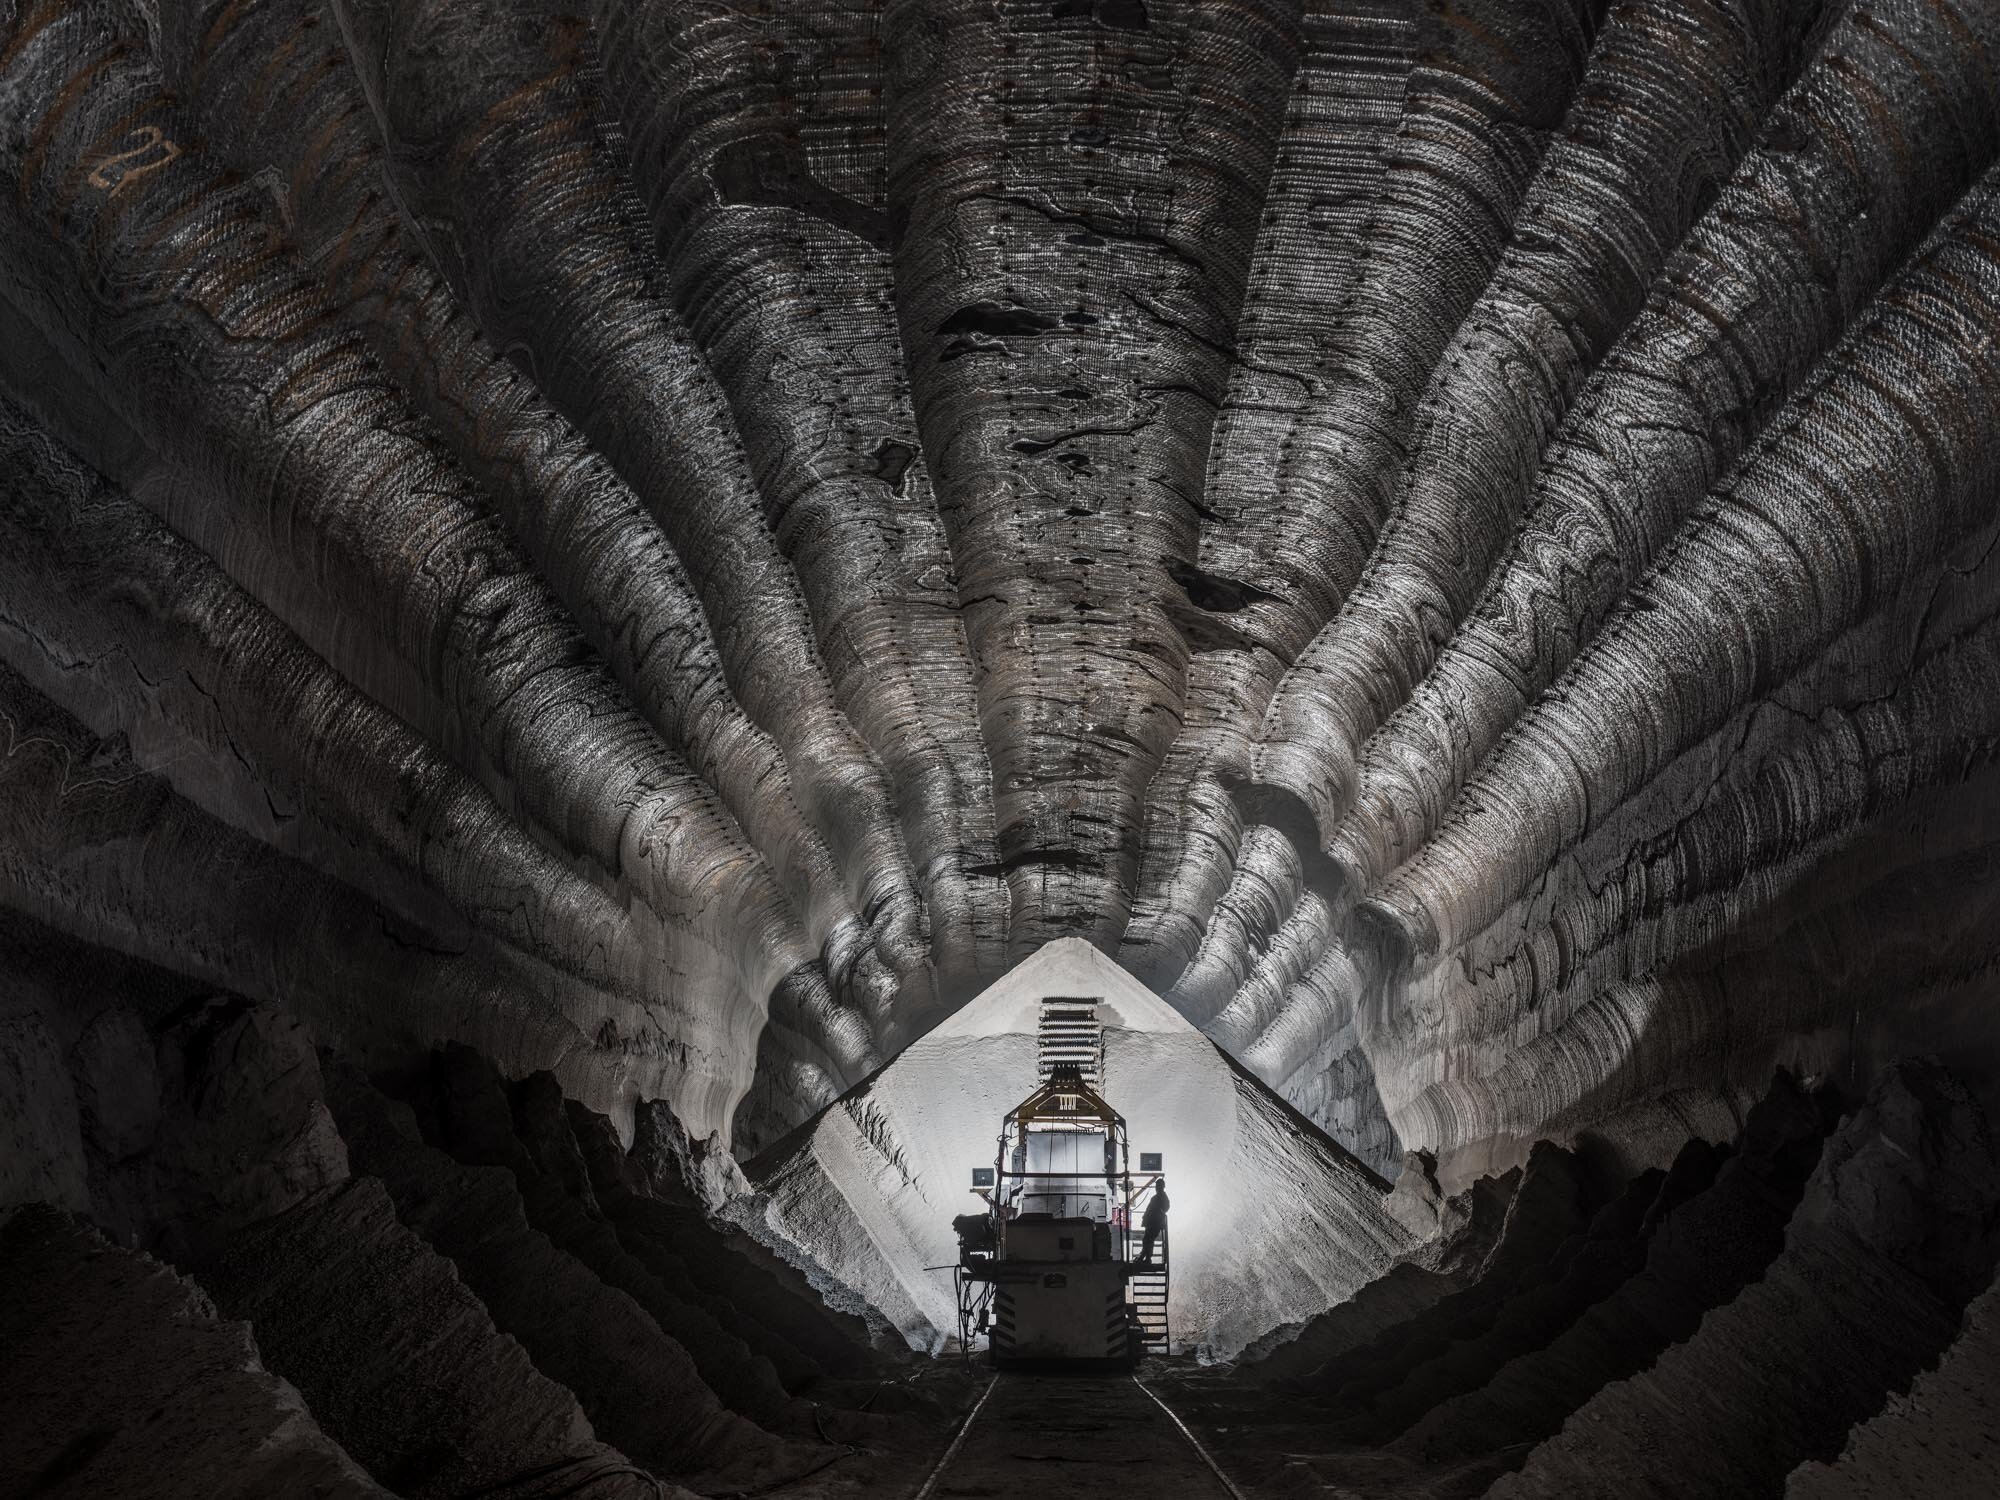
[913,1370,1246,1499]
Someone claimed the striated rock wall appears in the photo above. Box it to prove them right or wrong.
[1787,1276,2000,1498]
[0,1205,391,1500]
[1162,1062,2000,1499]
[0,930,955,1495]
[0,0,1996,1256]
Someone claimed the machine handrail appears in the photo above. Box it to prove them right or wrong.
[990,1168,1128,1178]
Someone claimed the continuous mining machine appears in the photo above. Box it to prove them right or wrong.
[951,1039,1169,1365]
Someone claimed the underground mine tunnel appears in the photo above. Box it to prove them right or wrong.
[4,0,2000,1494]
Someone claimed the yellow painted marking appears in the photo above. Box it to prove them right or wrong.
[88,125,181,195]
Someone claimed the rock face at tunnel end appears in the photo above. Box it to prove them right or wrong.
[736,939,1416,1357]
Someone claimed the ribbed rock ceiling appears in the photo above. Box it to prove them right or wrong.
[3,0,1998,1175]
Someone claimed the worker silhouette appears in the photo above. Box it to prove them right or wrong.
[1137,1179,1170,1265]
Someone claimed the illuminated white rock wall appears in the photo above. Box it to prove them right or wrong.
[738,940,1413,1356]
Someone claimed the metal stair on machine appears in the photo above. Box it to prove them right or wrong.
[1130,1221,1169,1354]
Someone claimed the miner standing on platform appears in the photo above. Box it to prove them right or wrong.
[1138,1179,1170,1265]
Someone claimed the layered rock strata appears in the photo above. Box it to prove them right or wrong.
[1,3,1999,1491]
[0,0,1988,1181]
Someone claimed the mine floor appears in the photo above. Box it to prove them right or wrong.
[913,1367,1240,1499]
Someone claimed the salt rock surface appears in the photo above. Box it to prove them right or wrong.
[741,939,1415,1357]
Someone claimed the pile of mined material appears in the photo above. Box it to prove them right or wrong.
[737,938,1415,1357]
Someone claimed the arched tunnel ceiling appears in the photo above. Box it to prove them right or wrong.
[3,0,1999,1176]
